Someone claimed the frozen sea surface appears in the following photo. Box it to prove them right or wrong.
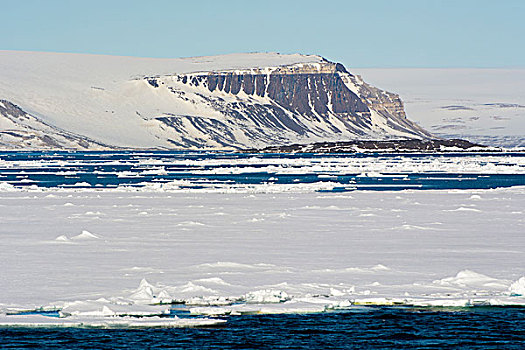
[0,151,524,331]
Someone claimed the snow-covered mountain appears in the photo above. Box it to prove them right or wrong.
[0,51,432,150]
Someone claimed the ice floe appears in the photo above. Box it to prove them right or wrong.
[509,277,525,296]
[0,182,18,192]
[54,235,71,242]
[0,315,225,328]
[71,230,100,240]
[433,270,510,289]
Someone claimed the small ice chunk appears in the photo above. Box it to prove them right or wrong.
[400,224,434,230]
[71,230,100,240]
[192,277,231,286]
[71,182,91,187]
[189,307,231,316]
[129,279,155,300]
[258,302,327,314]
[84,211,103,216]
[357,172,382,177]
[139,278,154,289]
[55,235,71,242]
[371,264,390,271]
[434,270,504,288]
[78,305,116,317]
[244,289,289,303]
[248,217,264,222]
[177,221,206,226]
[180,282,217,294]
[446,207,481,212]
[329,288,345,296]
[156,290,172,300]
[334,300,351,308]
[353,297,397,306]
[345,286,356,294]
[0,182,17,192]
[411,299,472,307]
[509,277,525,296]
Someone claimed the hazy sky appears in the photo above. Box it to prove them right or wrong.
[2,0,524,67]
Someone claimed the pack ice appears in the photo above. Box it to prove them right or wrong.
[0,185,524,327]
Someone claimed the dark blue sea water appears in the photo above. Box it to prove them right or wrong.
[1,308,524,349]
[0,151,524,191]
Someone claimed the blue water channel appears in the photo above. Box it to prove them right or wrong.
[0,151,523,191]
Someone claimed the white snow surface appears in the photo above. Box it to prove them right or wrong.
[1,187,524,319]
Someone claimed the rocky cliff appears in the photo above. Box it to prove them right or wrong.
[144,60,432,148]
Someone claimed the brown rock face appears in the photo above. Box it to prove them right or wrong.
[205,70,370,120]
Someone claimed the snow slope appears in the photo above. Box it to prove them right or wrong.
[0,51,319,148]
[0,51,429,149]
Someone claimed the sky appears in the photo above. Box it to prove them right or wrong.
[2,0,524,68]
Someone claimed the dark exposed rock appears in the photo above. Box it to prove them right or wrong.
[0,99,26,119]
[147,79,159,88]
[204,72,369,120]
[246,139,487,153]
[156,115,241,149]
[255,75,266,97]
